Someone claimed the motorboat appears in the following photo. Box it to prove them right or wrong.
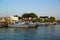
[8,21,38,28]
[0,22,8,27]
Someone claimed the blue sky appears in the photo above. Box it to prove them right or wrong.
[0,0,60,19]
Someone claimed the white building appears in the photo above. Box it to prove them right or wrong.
[10,16,19,23]
[0,17,5,22]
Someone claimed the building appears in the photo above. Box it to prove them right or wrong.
[10,16,19,23]
[0,17,5,22]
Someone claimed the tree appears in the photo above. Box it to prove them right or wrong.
[56,20,60,23]
[4,17,11,24]
[49,16,55,22]
[39,16,49,22]
[22,13,38,18]
[14,15,19,17]
[29,13,38,18]
[18,17,22,20]
[39,16,49,18]
[22,13,29,18]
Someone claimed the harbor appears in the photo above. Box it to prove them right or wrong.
[0,15,59,28]
[0,21,59,28]
[0,0,60,40]
[0,12,59,28]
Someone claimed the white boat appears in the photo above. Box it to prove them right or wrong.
[49,22,57,25]
[0,22,8,27]
[35,22,48,26]
[28,22,38,27]
[8,22,28,27]
[8,24,29,27]
[8,21,37,28]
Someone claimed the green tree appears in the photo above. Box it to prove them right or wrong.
[14,15,19,17]
[4,17,11,24]
[49,16,55,22]
[56,20,60,23]
[22,13,38,18]
[39,16,49,22]
[39,16,49,18]
[29,13,38,18]
[22,13,29,18]
[18,17,22,20]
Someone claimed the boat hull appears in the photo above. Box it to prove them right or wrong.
[8,24,28,28]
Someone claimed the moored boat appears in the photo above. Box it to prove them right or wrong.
[35,22,49,26]
[28,22,38,28]
[0,22,8,27]
[8,21,38,28]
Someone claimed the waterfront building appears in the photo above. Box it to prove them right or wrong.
[10,16,19,23]
[0,17,5,22]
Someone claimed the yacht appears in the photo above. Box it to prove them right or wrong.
[0,22,8,27]
[8,21,38,28]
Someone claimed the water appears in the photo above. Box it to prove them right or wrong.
[0,25,60,40]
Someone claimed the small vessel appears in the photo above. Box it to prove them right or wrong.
[28,22,38,28]
[49,22,57,25]
[8,21,38,28]
[35,22,49,26]
[0,22,8,27]
[8,22,28,27]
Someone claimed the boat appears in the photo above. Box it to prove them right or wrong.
[28,22,38,28]
[8,21,28,27]
[0,22,8,27]
[8,21,38,28]
[35,22,49,26]
[49,22,57,25]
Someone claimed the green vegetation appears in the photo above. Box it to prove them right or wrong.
[4,17,11,24]
[22,13,38,22]
[49,16,55,22]
[14,15,19,17]
[22,13,56,22]
[2,13,56,23]
[39,16,49,22]
[39,16,49,18]
[22,13,38,18]
[56,20,60,23]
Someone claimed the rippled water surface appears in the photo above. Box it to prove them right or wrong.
[0,25,60,40]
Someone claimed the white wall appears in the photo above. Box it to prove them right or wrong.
[10,16,18,23]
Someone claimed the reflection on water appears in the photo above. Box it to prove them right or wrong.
[0,25,60,40]
[0,28,37,40]
[24,28,37,40]
[37,25,60,40]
